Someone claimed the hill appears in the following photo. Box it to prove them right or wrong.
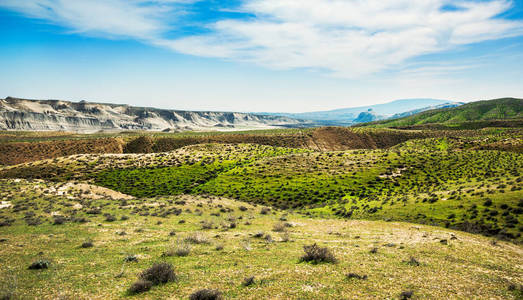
[0,127,430,165]
[1,126,521,166]
[389,102,464,120]
[1,131,522,242]
[360,98,523,128]
[0,97,311,133]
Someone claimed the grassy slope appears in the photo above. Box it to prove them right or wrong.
[91,136,523,241]
[1,131,521,242]
[361,98,523,128]
[0,180,522,299]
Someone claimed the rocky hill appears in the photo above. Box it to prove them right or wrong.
[0,97,310,132]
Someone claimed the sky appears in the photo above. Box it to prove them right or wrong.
[0,0,522,113]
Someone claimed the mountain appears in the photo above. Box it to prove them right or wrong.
[360,98,523,128]
[353,109,381,123]
[0,97,311,132]
[389,102,464,119]
[260,98,459,124]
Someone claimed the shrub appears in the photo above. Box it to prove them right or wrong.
[124,255,138,262]
[72,217,88,223]
[508,283,523,292]
[81,241,94,248]
[242,276,255,286]
[189,289,223,300]
[400,291,413,299]
[260,207,270,215]
[272,222,286,232]
[164,242,191,257]
[405,257,420,266]
[300,243,337,264]
[264,234,273,243]
[0,291,14,300]
[28,259,50,270]
[346,273,367,280]
[0,219,13,227]
[52,216,66,225]
[25,218,43,226]
[201,220,214,230]
[184,233,210,244]
[104,215,116,222]
[139,263,176,285]
[280,232,291,242]
[128,280,153,294]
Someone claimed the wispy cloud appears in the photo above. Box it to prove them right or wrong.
[1,0,522,78]
[0,0,196,39]
[168,0,523,77]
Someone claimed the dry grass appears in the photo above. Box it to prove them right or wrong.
[0,188,521,299]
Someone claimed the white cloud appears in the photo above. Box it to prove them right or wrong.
[168,0,523,77]
[1,0,522,78]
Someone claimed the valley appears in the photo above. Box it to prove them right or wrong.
[3,1,523,297]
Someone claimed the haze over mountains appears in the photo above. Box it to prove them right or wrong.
[261,99,463,124]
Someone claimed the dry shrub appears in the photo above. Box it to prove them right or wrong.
[138,263,176,285]
[189,289,223,300]
[28,259,50,270]
[272,222,286,232]
[184,232,210,244]
[128,280,153,294]
[300,243,337,264]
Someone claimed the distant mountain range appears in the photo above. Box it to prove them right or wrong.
[260,98,463,125]
[359,98,523,128]
[0,97,311,132]
[4,96,506,133]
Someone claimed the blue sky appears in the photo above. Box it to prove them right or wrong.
[1,0,522,112]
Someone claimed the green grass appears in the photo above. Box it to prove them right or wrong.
[93,145,310,198]
[1,133,521,241]
[95,161,236,197]
[83,136,523,242]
